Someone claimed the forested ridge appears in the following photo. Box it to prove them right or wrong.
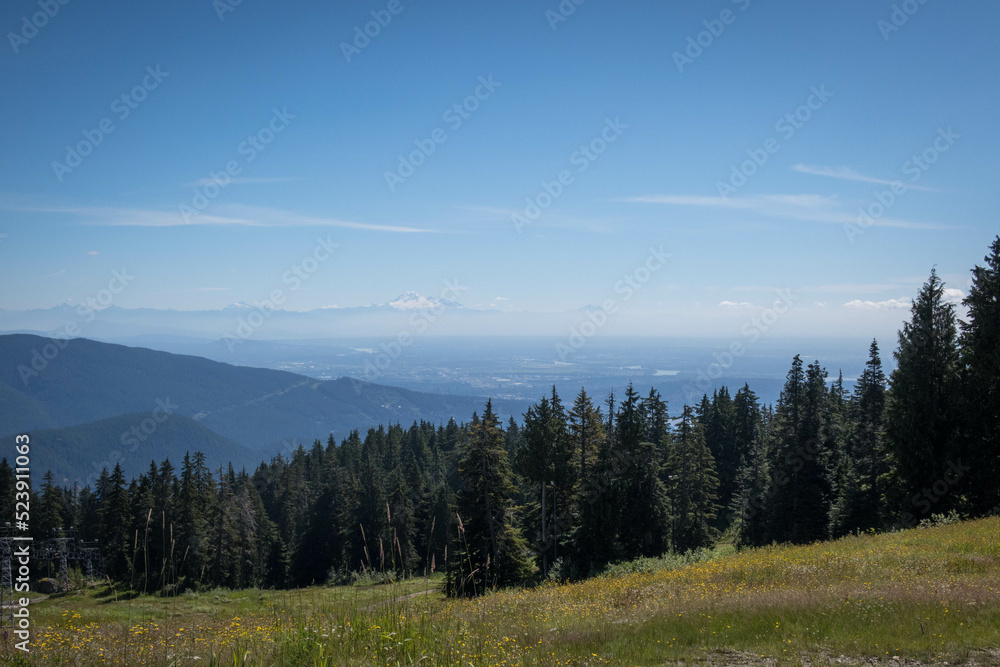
[5,237,999,597]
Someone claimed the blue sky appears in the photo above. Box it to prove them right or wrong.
[1,0,997,339]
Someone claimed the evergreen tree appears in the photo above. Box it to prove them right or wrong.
[568,388,603,493]
[885,269,962,521]
[763,356,835,544]
[730,385,767,547]
[574,403,621,571]
[210,468,241,588]
[642,388,670,452]
[615,384,671,558]
[37,471,67,539]
[451,400,531,596]
[958,236,1000,515]
[514,388,573,574]
[176,453,213,588]
[704,387,738,527]
[665,405,719,552]
[731,424,769,548]
[100,464,132,581]
[831,340,887,534]
[386,466,419,575]
[732,384,761,470]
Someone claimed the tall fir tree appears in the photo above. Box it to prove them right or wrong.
[451,400,531,596]
[614,384,671,558]
[665,405,720,552]
[574,396,621,571]
[100,464,132,581]
[704,387,738,527]
[958,236,1000,515]
[514,389,574,574]
[730,385,767,547]
[176,453,213,588]
[885,269,962,521]
[763,356,835,544]
[568,388,604,495]
[831,340,888,535]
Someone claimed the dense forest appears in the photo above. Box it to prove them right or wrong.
[4,237,998,597]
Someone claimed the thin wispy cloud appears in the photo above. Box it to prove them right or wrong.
[12,203,436,233]
[719,300,756,309]
[219,205,437,233]
[793,164,933,191]
[19,205,253,228]
[845,288,966,310]
[620,193,950,230]
[453,205,616,233]
[843,297,911,310]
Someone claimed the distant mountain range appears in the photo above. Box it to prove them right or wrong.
[0,334,529,486]
[0,292,608,339]
[23,413,255,489]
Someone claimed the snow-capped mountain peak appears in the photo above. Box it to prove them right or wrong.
[222,301,255,311]
[387,292,442,310]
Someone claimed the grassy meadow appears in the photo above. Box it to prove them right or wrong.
[2,517,999,666]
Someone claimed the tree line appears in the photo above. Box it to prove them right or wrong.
[3,236,998,596]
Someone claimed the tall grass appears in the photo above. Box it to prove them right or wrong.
[5,517,999,665]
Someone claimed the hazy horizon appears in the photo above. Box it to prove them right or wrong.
[2,0,998,341]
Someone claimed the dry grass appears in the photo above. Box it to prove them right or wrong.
[2,517,998,665]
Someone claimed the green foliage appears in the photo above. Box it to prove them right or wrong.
[885,268,962,516]
[666,405,720,553]
[958,236,1000,515]
[599,545,725,577]
[5,234,999,604]
[831,339,888,536]
[450,400,532,596]
[514,388,575,575]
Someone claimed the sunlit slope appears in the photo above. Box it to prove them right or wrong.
[22,517,1000,665]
